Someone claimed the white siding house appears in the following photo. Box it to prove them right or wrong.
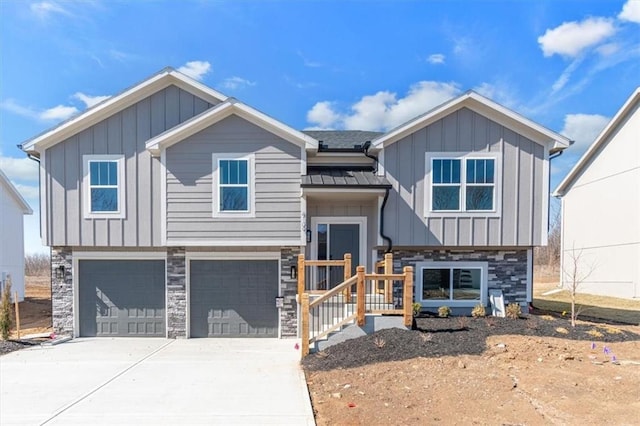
[0,168,33,302]
[554,88,640,299]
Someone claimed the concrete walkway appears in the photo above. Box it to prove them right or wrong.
[0,338,315,425]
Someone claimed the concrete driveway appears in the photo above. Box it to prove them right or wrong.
[0,338,315,425]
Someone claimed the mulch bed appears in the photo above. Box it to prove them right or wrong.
[302,313,640,371]
[0,340,39,356]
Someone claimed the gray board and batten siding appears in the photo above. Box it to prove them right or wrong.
[165,114,302,245]
[383,107,546,247]
[42,85,217,247]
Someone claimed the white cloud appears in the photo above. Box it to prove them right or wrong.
[73,92,110,108]
[538,17,616,58]
[427,53,445,64]
[0,99,78,122]
[297,51,323,68]
[39,104,78,121]
[550,57,583,93]
[306,101,341,129]
[619,0,640,23]
[473,82,519,109]
[177,61,211,81]
[30,1,71,19]
[596,42,620,56]
[306,81,460,131]
[14,183,39,200]
[0,99,38,119]
[0,156,39,182]
[221,76,256,90]
[561,113,610,152]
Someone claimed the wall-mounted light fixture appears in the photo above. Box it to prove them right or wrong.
[290,265,297,279]
[56,265,65,280]
[306,229,312,243]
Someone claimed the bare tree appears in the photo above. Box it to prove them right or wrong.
[534,204,561,267]
[562,246,596,327]
[25,253,50,277]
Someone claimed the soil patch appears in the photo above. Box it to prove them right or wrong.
[0,276,52,356]
[303,314,640,425]
[303,314,640,371]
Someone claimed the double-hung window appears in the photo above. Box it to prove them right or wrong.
[83,155,125,218]
[427,154,498,214]
[212,153,255,217]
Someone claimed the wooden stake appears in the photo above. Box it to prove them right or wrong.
[356,266,365,326]
[297,254,305,298]
[301,293,310,357]
[403,267,413,327]
[14,291,20,339]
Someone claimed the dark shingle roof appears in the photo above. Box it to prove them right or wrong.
[302,169,391,188]
[302,130,383,150]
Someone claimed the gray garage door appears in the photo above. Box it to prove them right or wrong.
[78,260,165,337]
[190,260,278,338]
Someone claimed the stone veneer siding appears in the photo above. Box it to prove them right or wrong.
[51,246,73,335]
[51,246,300,339]
[388,249,529,308]
[167,247,186,338]
[280,247,301,337]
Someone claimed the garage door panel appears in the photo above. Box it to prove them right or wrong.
[190,260,278,338]
[79,260,166,337]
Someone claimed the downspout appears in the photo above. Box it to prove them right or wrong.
[362,141,393,253]
[531,148,565,311]
[24,151,52,328]
[380,188,393,253]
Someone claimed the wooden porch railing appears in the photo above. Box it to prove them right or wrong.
[297,253,351,296]
[300,260,413,357]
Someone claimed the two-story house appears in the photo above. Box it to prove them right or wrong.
[20,68,570,338]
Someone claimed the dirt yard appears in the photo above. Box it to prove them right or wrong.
[304,270,640,426]
[304,316,640,425]
[10,276,52,338]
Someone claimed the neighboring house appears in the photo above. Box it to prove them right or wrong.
[553,88,640,299]
[0,168,33,302]
[20,68,570,338]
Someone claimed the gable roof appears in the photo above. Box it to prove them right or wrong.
[0,169,33,215]
[145,98,318,156]
[553,87,640,197]
[372,91,572,153]
[20,67,228,155]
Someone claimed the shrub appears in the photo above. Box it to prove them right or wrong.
[0,275,13,340]
[438,305,451,318]
[506,303,521,319]
[456,316,469,329]
[412,302,422,317]
[471,303,486,318]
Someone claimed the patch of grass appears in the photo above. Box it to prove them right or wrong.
[533,290,640,325]
[539,315,556,321]
[555,327,569,334]
[598,325,622,335]
[587,329,604,338]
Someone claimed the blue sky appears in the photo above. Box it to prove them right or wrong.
[1,0,639,254]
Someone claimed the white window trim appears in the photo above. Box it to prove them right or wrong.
[82,154,126,219]
[309,216,367,272]
[425,152,501,218]
[212,153,256,218]
[416,261,488,308]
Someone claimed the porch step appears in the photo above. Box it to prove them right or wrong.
[313,315,408,353]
